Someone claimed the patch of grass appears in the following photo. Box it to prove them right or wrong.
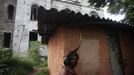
[0,49,34,75]
[35,68,48,75]
[2,57,34,75]
[35,59,48,68]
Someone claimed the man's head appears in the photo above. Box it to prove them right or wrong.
[64,50,79,68]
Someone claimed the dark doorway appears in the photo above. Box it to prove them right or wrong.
[3,32,11,48]
[107,34,124,75]
[29,32,38,41]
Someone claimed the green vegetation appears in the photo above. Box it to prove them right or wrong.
[4,58,33,75]
[0,48,12,63]
[28,41,48,75]
[0,48,33,75]
[36,68,49,75]
[29,41,42,65]
[0,41,48,75]
[34,59,48,69]
[88,0,134,24]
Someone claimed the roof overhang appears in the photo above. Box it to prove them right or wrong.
[38,6,134,44]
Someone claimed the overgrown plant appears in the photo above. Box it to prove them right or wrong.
[5,57,34,75]
[28,41,49,75]
[35,59,48,68]
[29,41,42,65]
[0,48,33,75]
[0,48,12,63]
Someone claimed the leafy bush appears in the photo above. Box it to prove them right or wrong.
[0,57,34,75]
[29,41,41,65]
[6,58,33,75]
[0,48,12,63]
[0,49,34,75]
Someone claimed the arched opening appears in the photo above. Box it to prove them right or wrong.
[8,4,14,20]
[31,4,39,20]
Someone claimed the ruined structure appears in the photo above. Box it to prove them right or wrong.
[0,0,104,56]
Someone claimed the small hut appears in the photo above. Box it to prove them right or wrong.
[38,6,134,75]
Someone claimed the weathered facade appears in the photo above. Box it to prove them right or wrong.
[0,0,104,56]
[0,0,16,48]
[38,7,134,75]
[12,0,49,56]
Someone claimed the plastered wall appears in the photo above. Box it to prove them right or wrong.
[48,25,112,75]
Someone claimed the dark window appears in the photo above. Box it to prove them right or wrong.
[107,34,124,75]
[30,4,38,20]
[8,4,14,20]
[3,32,11,48]
[29,32,38,41]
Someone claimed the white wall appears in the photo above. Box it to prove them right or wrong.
[13,0,50,56]
[52,0,104,17]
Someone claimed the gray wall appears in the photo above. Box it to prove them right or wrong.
[0,0,17,48]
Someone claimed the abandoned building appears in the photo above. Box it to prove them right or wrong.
[0,0,16,49]
[38,6,134,75]
[0,0,104,56]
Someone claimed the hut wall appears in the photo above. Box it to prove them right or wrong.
[119,32,134,75]
[48,25,112,75]
[48,26,65,75]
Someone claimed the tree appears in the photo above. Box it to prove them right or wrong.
[88,0,134,24]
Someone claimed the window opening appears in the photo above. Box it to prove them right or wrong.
[31,4,38,20]
[8,4,14,20]
[3,32,11,48]
[29,31,38,41]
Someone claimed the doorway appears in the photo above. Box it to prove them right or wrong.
[3,32,11,48]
